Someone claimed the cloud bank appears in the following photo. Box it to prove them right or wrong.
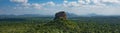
[10,0,28,3]
[1,0,120,15]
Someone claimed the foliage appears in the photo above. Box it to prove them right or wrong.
[0,17,120,33]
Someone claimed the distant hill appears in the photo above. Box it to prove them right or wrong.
[0,13,120,18]
[0,14,54,17]
[66,12,79,18]
[0,12,79,18]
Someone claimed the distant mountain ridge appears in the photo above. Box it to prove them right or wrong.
[66,12,79,17]
[0,13,120,17]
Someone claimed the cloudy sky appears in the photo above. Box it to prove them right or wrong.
[0,0,120,15]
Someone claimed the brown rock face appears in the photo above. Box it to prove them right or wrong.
[54,11,67,20]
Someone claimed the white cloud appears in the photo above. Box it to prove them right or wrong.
[68,2,80,7]
[11,0,120,10]
[64,0,68,3]
[10,0,43,10]
[45,1,55,6]
[14,3,43,10]
[102,0,120,3]
[62,0,106,7]
[39,0,120,15]
[85,0,91,4]
[78,0,120,6]
[10,0,31,8]
[9,0,120,15]
[78,0,86,4]
[31,3,42,9]
[10,0,28,3]
[26,1,56,10]
[63,0,69,7]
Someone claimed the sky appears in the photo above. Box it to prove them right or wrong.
[0,0,120,15]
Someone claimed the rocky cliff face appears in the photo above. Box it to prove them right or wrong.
[54,11,67,20]
[36,11,80,33]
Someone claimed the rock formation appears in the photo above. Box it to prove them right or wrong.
[40,11,80,33]
[54,11,67,20]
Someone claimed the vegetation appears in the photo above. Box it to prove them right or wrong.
[0,17,120,33]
